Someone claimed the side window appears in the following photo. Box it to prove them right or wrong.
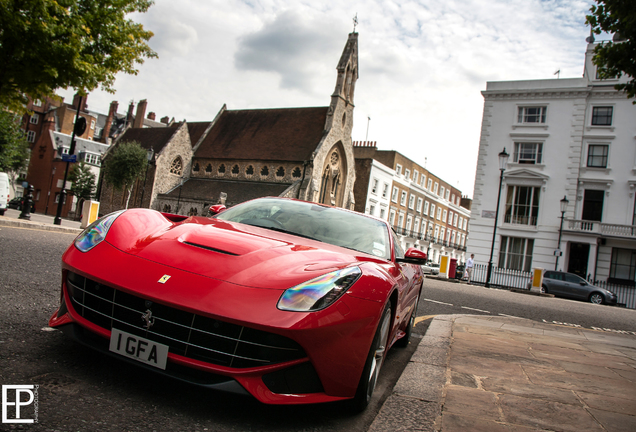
[392,230,405,260]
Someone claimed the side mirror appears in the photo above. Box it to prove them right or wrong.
[209,204,226,215]
[396,248,427,265]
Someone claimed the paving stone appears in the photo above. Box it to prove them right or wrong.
[498,394,604,431]
[443,385,501,420]
[450,371,478,388]
[393,362,446,402]
[500,324,546,335]
[587,409,636,432]
[481,376,580,405]
[609,367,636,381]
[577,391,636,415]
[368,395,438,432]
[425,320,453,338]
[440,413,511,432]
[555,360,624,379]
[411,346,449,367]
[419,334,452,350]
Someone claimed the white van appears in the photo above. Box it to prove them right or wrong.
[0,172,9,216]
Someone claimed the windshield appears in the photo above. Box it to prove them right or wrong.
[215,198,391,259]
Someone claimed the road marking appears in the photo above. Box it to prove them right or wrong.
[414,315,436,325]
[423,298,454,306]
[461,306,490,313]
[498,313,520,318]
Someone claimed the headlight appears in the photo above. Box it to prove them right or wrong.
[74,211,125,252]
[277,267,362,312]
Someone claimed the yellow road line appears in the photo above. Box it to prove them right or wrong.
[414,315,436,325]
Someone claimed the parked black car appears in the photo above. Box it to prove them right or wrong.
[7,197,22,209]
[540,271,617,305]
[454,264,465,280]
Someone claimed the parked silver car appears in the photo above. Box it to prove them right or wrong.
[540,271,617,305]
[423,263,440,275]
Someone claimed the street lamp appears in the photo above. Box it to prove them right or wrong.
[138,147,155,208]
[485,147,509,288]
[427,227,434,263]
[555,195,569,270]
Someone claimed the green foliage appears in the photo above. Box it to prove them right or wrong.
[586,0,636,101]
[68,161,96,201]
[0,0,158,113]
[103,140,146,193]
[0,110,30,173]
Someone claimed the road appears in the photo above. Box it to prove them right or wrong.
[418,276,636,334]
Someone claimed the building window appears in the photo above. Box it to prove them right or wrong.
[430,203,436,218]
[233,164,241,175]
[517,106,546,124]
[292,166,301,178]
[392,187,399,203]
[504,186,540,226]
[445,190,450,200]
[420,176,426,187]
[169,156,183,175]
[246,165,255,176]
[463,219,467,230]
[397,213,404,228]
[396,164,402,176]
[369,204,375,216]
[90,119,95,130]
[406,216,412,231]
[275,166,285,177]
[427,179,432,190]
[514,142,543,164]
[587,145,608,168]
[440,186,445,198]
[29,114,38,124]
[498,236,534,271]
[389,209,396,225]
[434,182,439,195]
[205,164,212,173]
[382,183,389,198]
[371,178,378,194]
[85,153,100,165]
[423,201,429,215]
[405,169,410,180]
[413,170,419,183]
[453,213,458,227]
[459,216,463,229]
[219,163,226,174]
[193,163,200,172]
[408,194,415,209]
[260,165,268,176]
[609,248,636,284]
[582,189,604,222]
[32,99,42,107]
[380,208,386,219]
[448,211,453,225]
[416,198,422,212]
[414,218,420,234]
[591,106,613,126]
[400,191,407,206]
[436,207,442,220]
[26,130,36,142]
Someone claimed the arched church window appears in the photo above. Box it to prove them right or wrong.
[342,113,346,128]
[169,156,183,175]
[261,166,269,177]
[246,165,254,176]
[232,164,240,175]
[276,166,285,178]
[218,164,226,174]
[193,162,200,172]
[205,164,212,173]
[292,167,301,178]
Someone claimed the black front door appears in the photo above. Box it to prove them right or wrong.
[567,243,590,279]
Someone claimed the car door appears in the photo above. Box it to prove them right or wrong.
[543,271,567,296]
[563,273,590,300]
[390,231,418,331]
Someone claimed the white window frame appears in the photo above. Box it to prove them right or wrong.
[453,213,458,227]
[382,183,389,198]
[391,187,399,203]
[436,207,442,220]
[368,203,376,216]
[430,203,436,218]
[408,194,415,209]
[405,169,410,180]
[440,186,445,198]
[427,179,432,190]
[416,198,423,212]
[400,191,407,206]
[513,142,543,165]
[371,178,379,195]
[406,216,412,231]
[423,201,429,215]
[434,182,439,195]
[396,164,402,176]
[442,209,447,223]
[420,175,426,187]
[26,130,36,142]
[29,114,39,124]
[398,213,404,228]
[413,170,419,183]
[389,209,396,225]
[517,106,547,124]
[445,190,450,200]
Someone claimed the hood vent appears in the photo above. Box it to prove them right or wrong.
[183,241,239,256]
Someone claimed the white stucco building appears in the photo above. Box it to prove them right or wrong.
[468,41,636,284]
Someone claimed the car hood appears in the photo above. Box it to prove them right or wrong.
[104,211,375,290]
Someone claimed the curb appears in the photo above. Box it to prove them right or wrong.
[0,217,83,235]
[369,314,458,432]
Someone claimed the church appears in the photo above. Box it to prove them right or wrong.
[99,32,359,215]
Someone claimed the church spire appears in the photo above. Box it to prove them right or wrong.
[332,32,358,106]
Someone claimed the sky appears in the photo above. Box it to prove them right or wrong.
[59,0,601,198]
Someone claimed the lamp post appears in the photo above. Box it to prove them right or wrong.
[138,147,155,208]
[485,148,509,288]
[555,195,569,270]
[427,227,434,262]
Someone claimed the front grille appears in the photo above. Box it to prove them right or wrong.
[66,271,305,368]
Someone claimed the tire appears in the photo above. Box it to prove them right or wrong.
[395,294,419,348]
[0,209,4,216]
[351,300,392,411]
[589,292,604,305]
[541,285,548,294]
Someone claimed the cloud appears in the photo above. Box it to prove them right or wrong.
[234,10,347,92]
[138,3,199,57]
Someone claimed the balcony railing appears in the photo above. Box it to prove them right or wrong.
[391,226,467,251]
[566,219,636,238]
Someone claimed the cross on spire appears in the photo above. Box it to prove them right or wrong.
[353,14,358,32]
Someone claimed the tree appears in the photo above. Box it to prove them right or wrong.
[68,161,96,216]
[0,0,157,113]
[0,110,30,194]
[586,0,636,101]
[103,140,146,209]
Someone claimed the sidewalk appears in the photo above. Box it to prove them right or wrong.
[371,315,636,432]
[0,208,82,234]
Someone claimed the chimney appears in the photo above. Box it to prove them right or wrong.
[102,101,118,144]
[72,93,87,111]
[133,99,147,128]
[160,116,170,124]
[127,101,135,126]
[147,112,156,121]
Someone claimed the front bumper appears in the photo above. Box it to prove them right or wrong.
[49,241,384,404]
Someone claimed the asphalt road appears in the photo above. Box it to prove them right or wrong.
[0,226,423,432]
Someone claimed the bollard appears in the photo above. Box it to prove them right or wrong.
[18,185,34,220]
